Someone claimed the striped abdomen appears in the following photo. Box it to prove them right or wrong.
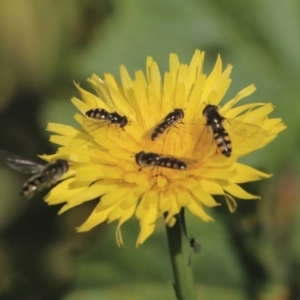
[86,108,109,120]
[213,128,232,157]
[203,104,232,157]
[21,160,68,199]
[158,156,187,170]
[151,122,172,140]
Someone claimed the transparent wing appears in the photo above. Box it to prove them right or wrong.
[224,118,268,141]
[192,124,217,161]
[0,150,43,174]
[95,78,116,110]
[140,122,159,141]
[83,112,114,132]
[177,156,197,168]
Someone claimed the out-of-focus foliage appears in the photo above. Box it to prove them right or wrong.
[0,0,299,299]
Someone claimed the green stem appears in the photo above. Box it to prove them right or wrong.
[165,208,197,300]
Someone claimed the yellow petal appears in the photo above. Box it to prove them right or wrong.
[74,82,106,108]
[222,182,260,199]
[77,204,115,232]
[224,194,237,213]
[221,84,256,113]
[116,202,137,247]
[187,200,214,222]
[136,204,158,247]
[230,163,272,183]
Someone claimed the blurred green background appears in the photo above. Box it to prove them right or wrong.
[0,0,299,299]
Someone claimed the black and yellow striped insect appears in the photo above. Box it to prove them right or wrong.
[202,104,232,157]
[0,150,68,199]
[135,151,187,170]
[85,108,128,130]
[142,108,184,141]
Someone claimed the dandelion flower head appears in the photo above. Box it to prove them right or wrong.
[42,50,286,247]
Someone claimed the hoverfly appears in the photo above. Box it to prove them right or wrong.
[203,104,231,157]
[135,151,187,170]
[85,108,128,130]
[0,150,68,199]
[142,108,184,141]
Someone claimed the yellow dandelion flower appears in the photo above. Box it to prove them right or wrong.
[42,50,286,247]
